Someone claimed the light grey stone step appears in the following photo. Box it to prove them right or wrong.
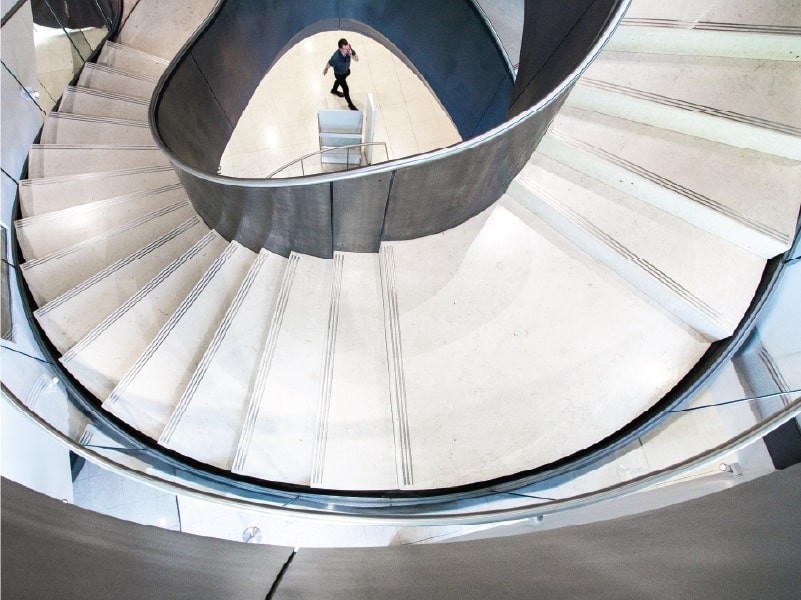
[623,0,801,28]
[34,216,208,352]
[41,113,155,146]
[97,41,170,80]
[569,52,801,160]
[16,183,187,259]
[160,250,287,469]
[234,253,333,485]
[60,231,228,400]
[539,107,800,258]
[117,0,219,61]
[19,166,179,217]
[22,203,198,306]
[58,86,150,122]
[314,252,397,490]
[27,145,169,178]
[103,243,256,441]
[509,157,766,340]
[609,19,801,61]
[77,63,156,98]
[381,197,708,489]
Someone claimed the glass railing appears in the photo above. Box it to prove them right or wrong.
[2,199,798,525]
[267,143,390,179]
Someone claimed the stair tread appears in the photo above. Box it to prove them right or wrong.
[161,250,287,470]
[27,145,169,178]
[60,232,228,400]
[59,86,150,122]
[16,184,188,259]
[236,253,333,485]
[103,243,256,440]
[98,41,169,80]
[34,216,207,351]
[77,63,156,98]
[584,51,801,131]
[19,166,179,217]
[518,157,765,333]
[544,107,801,251]
[41,113,155,146]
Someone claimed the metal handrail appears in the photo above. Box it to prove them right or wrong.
[265,142,389,178]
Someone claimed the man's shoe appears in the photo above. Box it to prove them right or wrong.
[330,90,345,97]
[349,104,358,111]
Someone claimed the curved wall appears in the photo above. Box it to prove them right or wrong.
[153,0,627,258]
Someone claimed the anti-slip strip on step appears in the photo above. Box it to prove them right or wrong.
[32,214,198,315]
[15,183,184,227]
[64,86,151,104]
[82,62,159,83]
[520,175,725,326]
[48,113,152,128]
[31,143,163,150]
[580,78,801,137]
[104,242,240,408]
[62,231,219,362]
[621,19,801,36]
[102,41,170,64]
[547,130,789,243]
[231,253,300,473]
[19,164,174,187]
[159,251,269,447]
[310,253,345,486]
[23,201,191,270]
[380,245,413,488]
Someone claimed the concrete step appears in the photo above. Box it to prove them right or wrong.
[97,41,170,80]
[27,145,169,178]
[539,107,801,258]
[33,216,208,352]
[16,183,188,259]
[509,157,766,339]
[77,63,157,98]
[58,86,150,122]
[160,250,287,469]
[104,243,255,441]
[60,231,228,400]
[41,113,155,146]
[19,166,179,217]
[623,0,801,28]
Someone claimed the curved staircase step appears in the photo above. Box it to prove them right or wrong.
[509,158,765,339]
[97,41,170,80]
[23,204,198,306]
[160,250,287,469]
[19,166,179,218]
[233,253,334,485]
[568,54,801,160]
[103,242,256,441]
[34,217,207,352]
[77,63,157,98]
[59,231,228,399]
[15,183,188,259]
[539,107,800,258]
[58,87,150,122]
[41,113,155,146]
[27,145,169,178]
[380,198,709,489]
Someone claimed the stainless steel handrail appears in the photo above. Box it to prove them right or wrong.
[265,142,389,178]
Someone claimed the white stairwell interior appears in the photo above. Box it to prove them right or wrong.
[14,0,801,491]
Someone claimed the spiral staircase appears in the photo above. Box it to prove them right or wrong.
[12,0,801,496]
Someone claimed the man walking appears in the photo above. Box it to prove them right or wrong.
[323,38,359,110]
